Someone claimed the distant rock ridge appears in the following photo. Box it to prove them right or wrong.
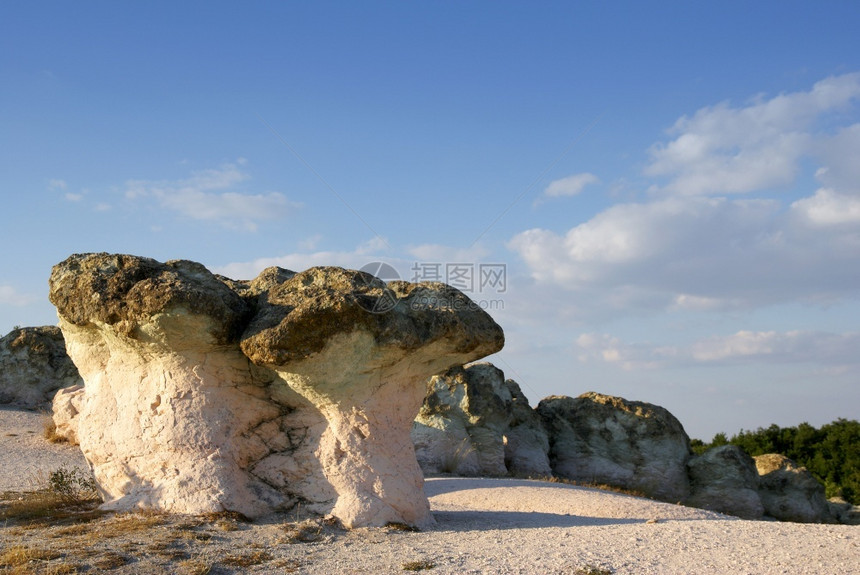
[412,375,856,524]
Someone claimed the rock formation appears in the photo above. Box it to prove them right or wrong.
[754,454,834,523]
[685,445,764,519]
[827,497,860,525]
[411,363,550,477]
[49,253,503,528]
[537,392,691,502]
[0,326,83,409]
[502,378,553,477]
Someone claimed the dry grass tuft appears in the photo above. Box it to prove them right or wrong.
[220,549,273,567]
[42,417,67,444]
[199,510,249,532]
[177,559,213,575]
[574,566,613,575]
[90,551,130,570]
[43,564,81,575]
[0,491,102,525]
[385,521,419,532]
[280,516,343,544]
[0,544,63,567]
[535,474,648,499]
[281,519,324,543]
[274,558,304,573]
[96,510,168,538]
[402,559,437,571]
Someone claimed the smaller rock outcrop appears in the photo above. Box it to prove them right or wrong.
[503,379,552,477]
[412,363,550,477]
[685,445,763,519]
[51,384,85,445]
[827,497,860,525]
[755,454,834,523]
[0,326,83,409]
[413,363,514,476]
[537,392,691,502]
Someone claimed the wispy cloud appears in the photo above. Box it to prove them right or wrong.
[574,330,860,369]
[542,172,599,198]
[47,179,67,191]
[509,73,860,315]
[124,161,300,231]
[0,285,36,307]
[212,237,393,280]
[645,72,860,196]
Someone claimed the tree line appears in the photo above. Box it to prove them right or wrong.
[691,418,859,505]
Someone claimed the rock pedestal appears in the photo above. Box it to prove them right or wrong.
[49,253,503,527]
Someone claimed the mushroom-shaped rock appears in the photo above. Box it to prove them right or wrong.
[49,254,504,529]
[240,267,504,528]
[49,253,293,517]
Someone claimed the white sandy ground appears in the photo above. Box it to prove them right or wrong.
[1,406,857,574]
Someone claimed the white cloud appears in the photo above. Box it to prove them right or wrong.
[213,239,494,286]
[124,162,299,231]
[646,72,860,196]
[691,330,860,364]
[65,193,83,202]
[792,188,860,225]
[510,73,860,316]
[509,194,860,312]
[574,332,671,371]
[815,123,860,192]
[0,285,36,307]
[573,330,860,369]
[48,179,67,191]
[212,239,394,281]
[543,172,599,198]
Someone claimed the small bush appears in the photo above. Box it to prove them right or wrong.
[574,566,613,575]
[48,466,99,505]
[402,559,436,571]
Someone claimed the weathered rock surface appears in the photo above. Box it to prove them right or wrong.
[685,445,764,519]
[51,384,85,445]
[537,392,691,502]
[755,453,834,523]
[49,253,503,527]
[827,497,860,525]
[0,326,83,409]
[502,378,553,477]
[413,363,512,477]
[412,363,550,477]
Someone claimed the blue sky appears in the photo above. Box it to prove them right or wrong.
[3,1,859,439]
